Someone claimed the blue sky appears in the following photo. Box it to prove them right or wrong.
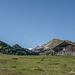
[0,0,75,48]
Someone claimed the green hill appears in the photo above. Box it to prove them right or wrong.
[0,41,12,54]
[0,41,38,55]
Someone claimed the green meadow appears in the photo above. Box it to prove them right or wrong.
[0,54,75,75]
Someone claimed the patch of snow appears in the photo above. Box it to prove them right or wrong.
[28,48,33,50]
[28,46,40,51]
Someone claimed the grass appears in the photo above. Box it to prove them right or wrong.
[0,53,75,75]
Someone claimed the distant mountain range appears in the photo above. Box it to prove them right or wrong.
[0,39,75,55]
[28,46,40,51]
[0,41,38,55]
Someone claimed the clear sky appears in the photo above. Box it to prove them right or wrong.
[0,0,75,48]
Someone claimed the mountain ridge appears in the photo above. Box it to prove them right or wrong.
[0,39,75,55]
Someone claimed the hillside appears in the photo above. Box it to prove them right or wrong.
[41,39,63,49]
[0,41,38,55]
[0,41,12,54]
[34,39,63,53]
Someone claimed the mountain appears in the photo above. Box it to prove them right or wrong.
[34,39,63,53]
[12,44,38,55]
[12,44,39,55]
[28,48,33,50]
[12,44,22,49]
[41,39,63,49]
[0,39,74,55]
[11,44,28,55]
[34,39,75,55]
[0,41,38,55]
[0,41,12,54]
[28,46,40,51]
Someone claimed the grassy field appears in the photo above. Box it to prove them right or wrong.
[0,54,75,75]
